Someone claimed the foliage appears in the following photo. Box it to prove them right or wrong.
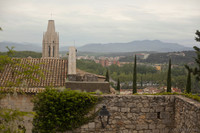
[186,30,200,81]
[0,47,44,132]
[120,51,195,64]
[133,55,137,94]
[77,59,193,90]
[186,70,191,93]
[77,59,106,75]
[182,93,200,102]
[0,108,31,133]
[0,47,44,88]
[116,78,120,91]
[167,59,171,92]
[32,88,98,133]
[105,69,109,82]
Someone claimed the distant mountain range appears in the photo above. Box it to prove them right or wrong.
[77,40,193,53]
[0,41,42,52]
[0,40,193,53]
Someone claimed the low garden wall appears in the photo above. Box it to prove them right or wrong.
[0,94,200,133]
[174,96,200,133]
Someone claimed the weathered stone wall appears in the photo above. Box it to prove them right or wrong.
[0,94,34,133]
[174,96,200,133]
[0,94,200,133]
[69,95,175,133]
[65,81,110,93]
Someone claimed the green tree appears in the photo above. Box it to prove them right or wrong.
[190,30,200,80]
[186,70,191,93]
[167,59,171,92]
[116,78,120,91]
[133,55,137,94]
[0,47,44,132]
[105,68,109,82]
[32,88,98,132]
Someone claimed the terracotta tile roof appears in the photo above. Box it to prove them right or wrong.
[0,58,68,87]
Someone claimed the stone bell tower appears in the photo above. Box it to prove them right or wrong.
[42,20,59,58]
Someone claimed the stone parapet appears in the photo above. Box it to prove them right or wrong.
[1,94,200,133]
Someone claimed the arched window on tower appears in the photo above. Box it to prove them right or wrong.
[48,46,51,57]
[53,46,55,57]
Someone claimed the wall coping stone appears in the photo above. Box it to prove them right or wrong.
[175,95,200,109]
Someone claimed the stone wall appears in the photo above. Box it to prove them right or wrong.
[0,94,34,133]
[69,95,175,133]
[0,94,200,133]
[174,96,200,133]
[65,81,110,93]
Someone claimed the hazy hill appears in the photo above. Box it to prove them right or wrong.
[78,40,192,53]
[0,41,42,52]
[1,40,193,53]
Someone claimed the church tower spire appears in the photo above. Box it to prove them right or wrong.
[42,20,59,58]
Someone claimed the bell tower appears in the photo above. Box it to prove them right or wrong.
[42,20,59,58]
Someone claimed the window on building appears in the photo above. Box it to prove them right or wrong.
[48,46,51,57]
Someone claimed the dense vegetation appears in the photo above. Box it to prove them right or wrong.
[119,51,195,64]
[77,59,106,75]
[77,59,198,92]
[32,88,98,133]
[0,51,42,58]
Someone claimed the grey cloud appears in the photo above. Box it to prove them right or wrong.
[0,0,199,47]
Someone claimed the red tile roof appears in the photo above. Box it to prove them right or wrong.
[0,58,68,87]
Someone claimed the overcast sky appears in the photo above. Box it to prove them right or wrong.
[0,0,199,47]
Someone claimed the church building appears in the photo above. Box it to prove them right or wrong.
[42,20,59,58]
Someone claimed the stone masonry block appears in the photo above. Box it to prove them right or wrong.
[136,124,148,130]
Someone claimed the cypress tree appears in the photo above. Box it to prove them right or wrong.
[188,30,200,80]
[186,70,191,93]
[105,68,109,82]
[116,78,120,91]
[133,55,137,94]
[167,59,171,92]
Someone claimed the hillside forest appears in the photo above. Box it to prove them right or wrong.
[77,59,198,92]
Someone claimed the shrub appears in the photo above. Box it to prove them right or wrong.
[32,88,98,133]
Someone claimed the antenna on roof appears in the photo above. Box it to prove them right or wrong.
[50,13,53,20]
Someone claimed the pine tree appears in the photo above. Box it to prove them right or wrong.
[186,70,191,93]
[133,55,137,94]
[191,30,200,80]
[167,59,171,92]
[116,78,120,91]
[105,68,109,82]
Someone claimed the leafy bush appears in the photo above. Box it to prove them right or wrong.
[32,88,98,133]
